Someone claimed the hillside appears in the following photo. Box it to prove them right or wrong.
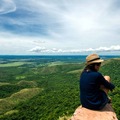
[0,58,120,120]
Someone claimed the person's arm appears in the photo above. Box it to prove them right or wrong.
[97,73,115,91]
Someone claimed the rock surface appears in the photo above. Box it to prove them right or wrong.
[70,104,118,120]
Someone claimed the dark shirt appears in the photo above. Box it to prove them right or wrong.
[80,70,115,110]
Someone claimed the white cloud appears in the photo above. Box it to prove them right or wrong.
[29,46,46,53]
[0,0,16,14]
[29,45,120,54]
[95,45,120,52]
[18,0,120,47]
[0,32,42,54]
[29,46,63,53]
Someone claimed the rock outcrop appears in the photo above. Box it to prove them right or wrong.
[70,104,118,120]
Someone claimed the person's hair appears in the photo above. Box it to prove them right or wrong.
[80,63,101,77]
[84,63,96,72]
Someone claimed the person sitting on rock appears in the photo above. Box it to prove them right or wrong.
[80,53,115,110]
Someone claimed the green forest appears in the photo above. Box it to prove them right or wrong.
[0,57,120,120]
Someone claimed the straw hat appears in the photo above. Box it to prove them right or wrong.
[86,53,104,65]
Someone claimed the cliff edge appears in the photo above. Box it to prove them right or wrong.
[70,104,118,120]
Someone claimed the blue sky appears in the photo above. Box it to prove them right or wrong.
[0,0,120,55]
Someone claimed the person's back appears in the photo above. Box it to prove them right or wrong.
[80,54,115,110]
[80,71,108,110]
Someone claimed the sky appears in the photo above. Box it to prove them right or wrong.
[0,0,120,55]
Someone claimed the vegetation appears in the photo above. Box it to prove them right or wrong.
[0,62,32,67]
[0,56,120,120]
[100,58,120,119]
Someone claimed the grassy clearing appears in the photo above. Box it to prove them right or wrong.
[67,69,82,74]
[47,61,65,66]
[4,110,19,116]
[0,88,42,114]
[17,80,38,87]
[16,75,26,80]
[0,62,31,67]
[0,110,19,119]
[0,82,10,86]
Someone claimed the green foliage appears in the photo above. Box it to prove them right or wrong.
[0,57,120,120]
[100,59,120,119]
[0,88,41,115]
[0,81,38,98]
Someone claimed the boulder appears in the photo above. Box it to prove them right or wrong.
[70,104,118,120]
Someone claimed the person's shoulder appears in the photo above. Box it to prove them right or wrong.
[97,72,103,76]
[91,71,102,77]
[96,72,104,79]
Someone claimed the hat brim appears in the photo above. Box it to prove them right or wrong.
[86,59,104,65]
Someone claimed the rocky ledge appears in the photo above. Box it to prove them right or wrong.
[70,104,118,120]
